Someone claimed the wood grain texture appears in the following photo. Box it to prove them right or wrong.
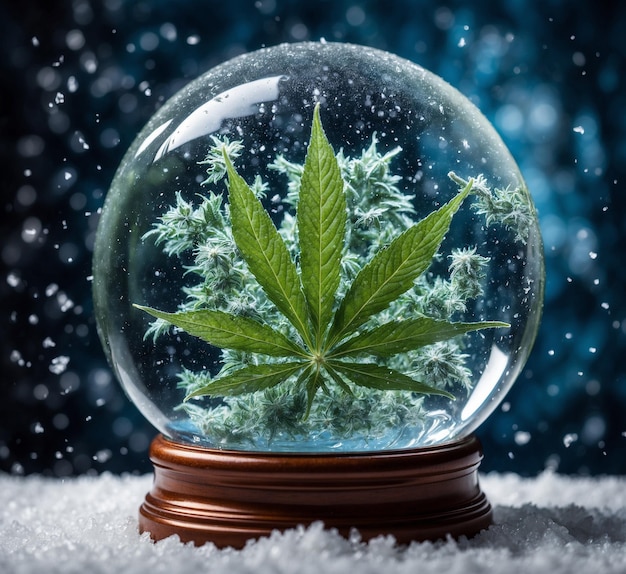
[139,434,492,548]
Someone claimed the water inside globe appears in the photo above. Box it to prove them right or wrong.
[93,42,544,452]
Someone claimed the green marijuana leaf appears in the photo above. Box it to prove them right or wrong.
[327,361,454,397]
[326,180,474,348]
[186,362,308,398]
[331,317,510,358]
[224,148,312,349]
[298,105,346,348]
[133,306,307,358]
[136,104,509,419]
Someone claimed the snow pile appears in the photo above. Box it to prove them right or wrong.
[1,472,625,574]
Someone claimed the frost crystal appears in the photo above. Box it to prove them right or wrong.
[49,356,70,375]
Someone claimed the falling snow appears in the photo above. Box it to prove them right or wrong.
[42,337,56,348]
[49,356,70,375]
[563,433,578,448]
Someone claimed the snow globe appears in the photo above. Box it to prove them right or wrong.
[93,42,544,547]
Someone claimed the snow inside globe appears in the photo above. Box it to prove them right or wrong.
[93,41,544,454]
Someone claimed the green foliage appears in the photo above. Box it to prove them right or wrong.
[136,104,529,445]
[448,172,534,244]
[298,107,346,347]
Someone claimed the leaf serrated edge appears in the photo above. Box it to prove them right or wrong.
[329,361,454,399]
[331,318,510,358]
[326,180,474,348]
[133,304,308,358]
[298,103,346,349]
[185,361,307,400]
[224,152,313,349]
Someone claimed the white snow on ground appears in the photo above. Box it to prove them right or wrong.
[1,471,626,574]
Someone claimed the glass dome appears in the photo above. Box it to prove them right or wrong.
[93,42,544,453]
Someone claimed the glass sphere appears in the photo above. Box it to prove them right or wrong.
[93,42,544,452]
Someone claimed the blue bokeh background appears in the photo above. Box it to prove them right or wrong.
[1,0,624,477]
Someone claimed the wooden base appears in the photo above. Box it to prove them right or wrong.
[139,434,492,548]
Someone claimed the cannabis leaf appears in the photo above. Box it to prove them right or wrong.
[187,362,308,398]
[135,104,508,418]
[298,106,346,348]
[224,150,313,349]
[132,306,307,358]
[326,361,452,396]
[325,180,474,348]
[331,317,510,358]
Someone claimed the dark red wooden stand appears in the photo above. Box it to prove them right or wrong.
[139,433,492,548]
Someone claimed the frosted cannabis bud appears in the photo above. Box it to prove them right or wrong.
[134,105,526,447]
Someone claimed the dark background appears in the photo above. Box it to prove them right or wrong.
[1,0,624,477]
